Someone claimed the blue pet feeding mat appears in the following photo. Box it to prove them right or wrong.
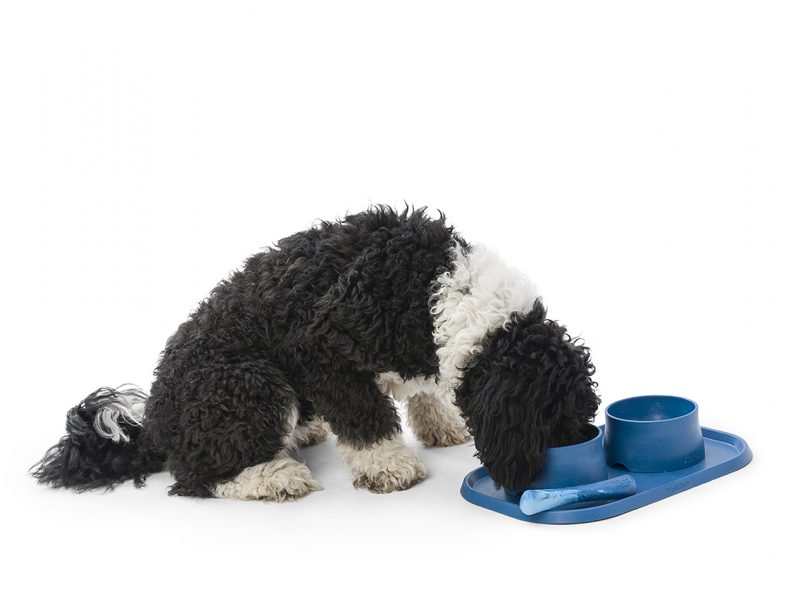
[460,396,753,524]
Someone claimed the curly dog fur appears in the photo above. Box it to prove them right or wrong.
[32,207,599,497]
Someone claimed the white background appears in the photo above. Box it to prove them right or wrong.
[1,1,807,606]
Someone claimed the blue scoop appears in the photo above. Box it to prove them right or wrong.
[519,475,637,515]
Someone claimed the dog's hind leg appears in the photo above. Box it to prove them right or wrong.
[406,393,470,448]
[166,359,322,501]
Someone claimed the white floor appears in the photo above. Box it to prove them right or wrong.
[9,402,776,607]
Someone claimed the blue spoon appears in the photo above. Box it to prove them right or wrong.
[519,475,637,515]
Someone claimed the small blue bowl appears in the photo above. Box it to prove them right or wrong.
[605,395,705,473]
[525,424,608,490]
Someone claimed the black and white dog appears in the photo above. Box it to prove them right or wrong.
[33,207,599,499]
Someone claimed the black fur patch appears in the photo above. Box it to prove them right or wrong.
[455,300,600,492]
[31,387,164,491]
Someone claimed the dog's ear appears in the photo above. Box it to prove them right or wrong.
[308,228,445,372]
[456,305,599,492]
[457,346,553,492]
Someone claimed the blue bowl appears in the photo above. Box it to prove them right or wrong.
[524,424,608,491]
[605,395,705,472]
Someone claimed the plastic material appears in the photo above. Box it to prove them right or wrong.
[460,426,752,524]
[604,395,705,472]
[519,475,637,515]
[524,424,608,491]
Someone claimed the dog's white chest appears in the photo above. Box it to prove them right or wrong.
[375,372,441,402]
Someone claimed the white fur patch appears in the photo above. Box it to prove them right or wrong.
[375,372,441,401]
[430,243,538,401]
[93,387,147,443]
[290,416,331,448]
[211,455,322,501]
[336,435,427,493]
[406,392,470,447]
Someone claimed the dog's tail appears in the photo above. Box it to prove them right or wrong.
[31,385,165,491]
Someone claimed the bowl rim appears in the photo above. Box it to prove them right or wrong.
[546,423,603,452]
[606,395,698,424]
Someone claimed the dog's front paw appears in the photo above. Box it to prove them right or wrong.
[416,420,471,448]
[407,393,471,447]
[338,436,427,493]
[352,450,428,493]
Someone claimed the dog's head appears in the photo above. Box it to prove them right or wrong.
[455,300,599,492]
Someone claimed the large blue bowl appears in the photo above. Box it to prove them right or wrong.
[524,424,608,490]
[605,395,705,472]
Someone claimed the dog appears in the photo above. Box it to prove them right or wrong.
[33,207,599,499]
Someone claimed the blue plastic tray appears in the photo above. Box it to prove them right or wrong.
[460,426,752,524]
